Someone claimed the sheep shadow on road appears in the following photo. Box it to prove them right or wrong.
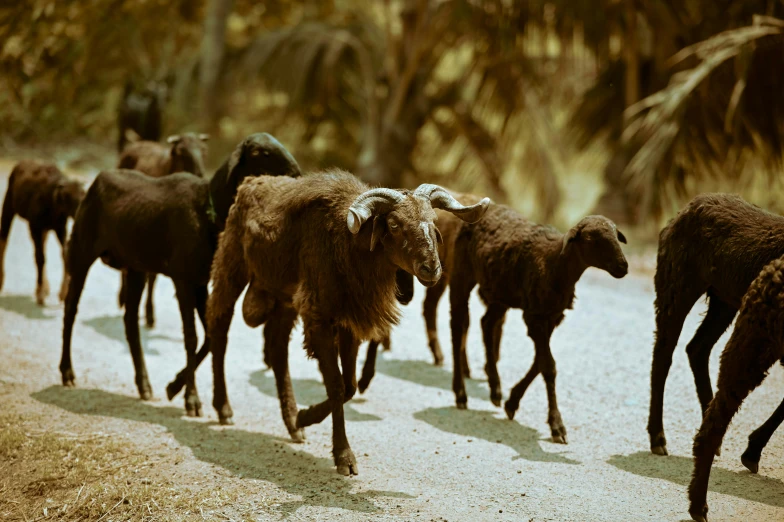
[608,451,784,508]
[369,357,491,402]
[249,369,382,422]
[414,406,580,465]
[32,385,413,516]
[0,294,57,320]
[82,314,185,356]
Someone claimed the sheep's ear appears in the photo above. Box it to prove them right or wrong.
[617,229,627,244]
[561,227,580,255]
[167,135,181,144]
[370,216,385,251]
[435,227,443,245]
[124,128,141,144]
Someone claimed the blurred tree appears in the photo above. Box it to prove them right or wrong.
[200,0,234,130]
[236,0,565,218]
[568,0,784,222]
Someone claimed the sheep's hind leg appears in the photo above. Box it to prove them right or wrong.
[124,270,152,400]
[30,226,49,305]
[264,303,303,441]
[174,280,201,416]
[60,256,92,388]
[686,295,736,456]
[524,318,566,443]
[54,222,69,302]
[481,302,507,407]
[741,396,784,473]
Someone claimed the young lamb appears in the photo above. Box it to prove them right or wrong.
[449,204,628,443]
[205,171,489,475]
[687,256,784,522]
[358,196,481,393]
[59,133,301,417]
[648,193,784,460]
[116,132,210,327]
[0,160,85,304]
[117,79,167,153]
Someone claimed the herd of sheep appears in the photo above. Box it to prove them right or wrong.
[0,83,782,522]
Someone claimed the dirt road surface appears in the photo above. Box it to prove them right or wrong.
[1,168,782,521]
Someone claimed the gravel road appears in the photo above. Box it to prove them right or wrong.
[1,168,782,521]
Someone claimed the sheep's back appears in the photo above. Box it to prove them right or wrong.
[656,193,784,308]
[9,160,66,222]
[467,204,563,309]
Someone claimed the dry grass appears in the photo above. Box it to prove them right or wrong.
[0,415,261,522]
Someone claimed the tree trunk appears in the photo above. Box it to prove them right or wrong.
[199,0,234,130]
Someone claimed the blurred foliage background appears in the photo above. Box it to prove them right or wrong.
[2,0,784,232]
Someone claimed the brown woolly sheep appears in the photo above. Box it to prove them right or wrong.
[117,132,210,328]
[687,256,784,522]
[648,193,784,461]
[358,196,482,393]
[59,133,301,417]
[205,170,489,475]
[0,160,85,304]
[449,204,628,443]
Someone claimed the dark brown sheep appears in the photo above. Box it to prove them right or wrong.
[648,193,784,460]
[59,133,301,417]
[117,79,167,153]
[687,256,784,522]
[0,160,85,304]
[449,204,628,443]
[116,132,210,328]
[205,170,489,475]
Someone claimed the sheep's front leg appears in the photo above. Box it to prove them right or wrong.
[300,322,357,475]
[174,280,201,416]
[338,327,359,402]
[481,302,507,407]
[742,397,784,473]
[30,226,49,305]
[124,270,152,399]
[263,303,303,441]
[449,273,476,409]
[145,273,157,328]
[423,279,447,365]
[358,339,380,394]
[526,317,566,443]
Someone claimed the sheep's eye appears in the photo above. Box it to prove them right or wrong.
[250,150,260,157]
[388,221,399,231]
[264,150,270,157]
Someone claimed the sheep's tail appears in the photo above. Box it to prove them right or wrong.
[0,165,17,241]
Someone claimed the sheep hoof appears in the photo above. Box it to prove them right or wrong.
[358,377,371,394]
[490,390,502,408]
[145,318,155,329]
[335,449,358,476]
[651,445,668,456]
[552,434,568,444]
[61,370,76,388]
[504,401,517,420]
[186,398,202,417]
[715,446,721,457]
[689,503,708,522]
[138,382,153,401]
[741,455,759,474]
[290,428,306,443]
[219,415,234,426]
[433,355,444,367]
[456,401,468,410]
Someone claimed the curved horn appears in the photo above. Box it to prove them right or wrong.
[414,184,491,224]
[347,188,405,234]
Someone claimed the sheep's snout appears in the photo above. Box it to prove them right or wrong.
[415,260,442,287]
[610,258,629,279]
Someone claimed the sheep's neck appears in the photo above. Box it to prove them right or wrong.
[552,245,588,294]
